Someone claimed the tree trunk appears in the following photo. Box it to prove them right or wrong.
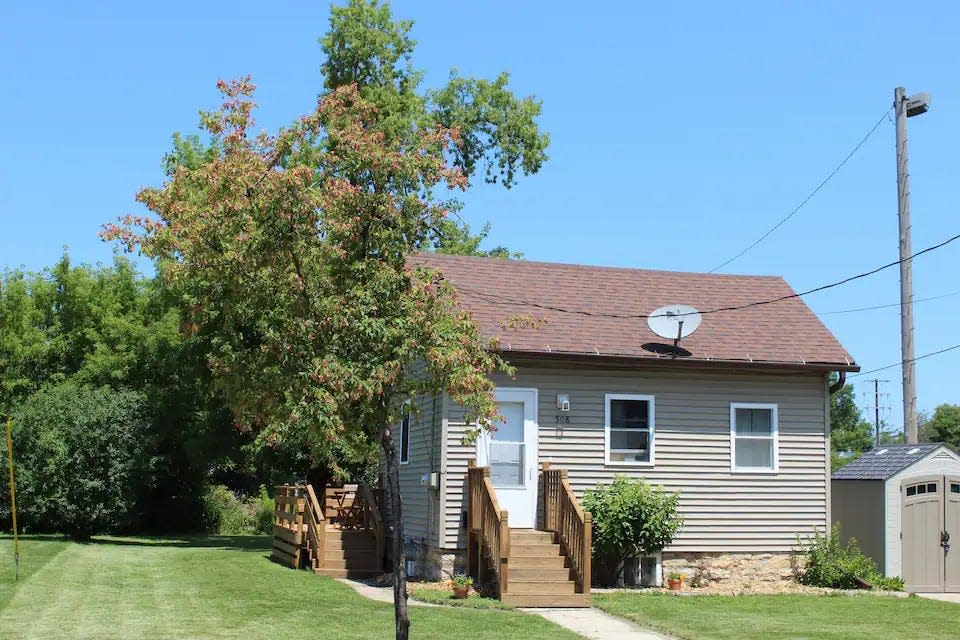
[380,421,409,640]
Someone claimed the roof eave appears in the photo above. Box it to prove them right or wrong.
[495,348,860,373]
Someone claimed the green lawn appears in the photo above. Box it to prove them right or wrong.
[0,535,578,640]
[594,592,959,640]
[0,536,70,609]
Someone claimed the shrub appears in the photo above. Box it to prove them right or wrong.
[582,476,684,586]
[250,485,275,535]
[1,383,152,539]
[797,524,902,590]
[201,484,275,534]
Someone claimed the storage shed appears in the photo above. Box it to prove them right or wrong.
[832,443,960,592]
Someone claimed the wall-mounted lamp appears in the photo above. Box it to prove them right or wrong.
[556,393,570,412]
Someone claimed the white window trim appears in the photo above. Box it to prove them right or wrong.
[604,393,655,467]
[729,402,779,474]
[399,414,410,465]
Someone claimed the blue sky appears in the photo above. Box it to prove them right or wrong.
[2,1,958,429]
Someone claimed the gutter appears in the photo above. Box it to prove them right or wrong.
[828,371,846,394]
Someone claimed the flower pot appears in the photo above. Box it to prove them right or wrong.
[667,578,683,591]
[452,585,470,599]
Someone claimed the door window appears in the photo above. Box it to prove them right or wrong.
[490,401,525,487]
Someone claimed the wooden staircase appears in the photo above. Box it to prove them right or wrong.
[501,528,588,607]
[467,462,592,608]
[272,483,385,579]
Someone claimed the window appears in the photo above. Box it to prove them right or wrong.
[951,483,960,494]
[399,415,410,464]
[730,403,778,472]
[605,394,655,465]
[907,486,917,496]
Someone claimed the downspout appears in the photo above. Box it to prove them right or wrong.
[828,371,846,394]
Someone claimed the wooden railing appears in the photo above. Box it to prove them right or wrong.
[272,482,384,574]
[303,483,326,571]
[467,461,510,596]
[541,463,592,594]
[356,484,386,566]
[272,485,306,568]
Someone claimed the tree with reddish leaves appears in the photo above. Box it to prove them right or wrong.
[105,78,512,640]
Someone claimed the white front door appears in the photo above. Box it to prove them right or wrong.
[477,388,538,528]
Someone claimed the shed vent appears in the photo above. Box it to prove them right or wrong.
[876,449,888,456]
[908,447,920,454]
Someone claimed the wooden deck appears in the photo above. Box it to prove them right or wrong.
[271,483,385,578]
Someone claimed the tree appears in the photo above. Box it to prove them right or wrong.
[923,404,960,451]
[3,383,152,539]
[829,381,874,471]
[105,80,512,640]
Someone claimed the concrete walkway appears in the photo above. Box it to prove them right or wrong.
[521,607,673,640]
[917,592,960,604]
[335,578,437,606]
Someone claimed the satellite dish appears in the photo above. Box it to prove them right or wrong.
[647,305,702,348]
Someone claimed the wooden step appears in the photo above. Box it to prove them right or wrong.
[506,580,575,595]
[509,529,555,544]
[316,567,382,579]
[508,554,568,569]
[510,543,561,557]
[324,549,378,562]
[325,535,376,551]
[501,593,590,608]
[508,567,572,582]
[322,557,382,571]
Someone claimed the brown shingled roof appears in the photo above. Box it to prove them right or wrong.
[412,253,858,371]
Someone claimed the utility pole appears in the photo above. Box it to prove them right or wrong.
[894,87,931,444]
[874,379,881,447]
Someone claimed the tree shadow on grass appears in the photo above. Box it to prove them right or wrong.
[84,535,272,553]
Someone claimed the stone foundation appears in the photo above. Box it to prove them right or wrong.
[402,540,463,580]
[662,552,803,587]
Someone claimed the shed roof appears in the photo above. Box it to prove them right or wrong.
[412,253,857,371]
[831,444,943,480]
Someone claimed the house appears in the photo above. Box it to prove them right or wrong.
[832,443,960,592]
[396,253,857,605]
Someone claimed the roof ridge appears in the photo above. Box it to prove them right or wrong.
[413,252,785,281]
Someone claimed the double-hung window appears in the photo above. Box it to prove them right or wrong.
[730,403,778,472]
[605,394,655,465]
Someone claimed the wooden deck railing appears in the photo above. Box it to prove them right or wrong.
[467,461,510,596]
[272,485,305,568]
[272,482,383,573]
[541,463,592,594]
[303,483,326,571]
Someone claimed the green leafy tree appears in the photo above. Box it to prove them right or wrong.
[105,79,512,640]
[922,403,960,450]
[829,381,874,471]
[2,383,152,539]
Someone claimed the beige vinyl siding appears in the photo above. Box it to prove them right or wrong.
[442,363,830,552]
[396,391,444,546]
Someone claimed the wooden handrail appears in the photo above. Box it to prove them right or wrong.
[304,483,326,572]
[356,483,386,568]
[467,461,511,596]
[541,463,592,594]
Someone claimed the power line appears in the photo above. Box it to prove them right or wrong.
[821,290,960,315]
[850,343,960,378]
[708,109,892,273]
[453,230,960,320]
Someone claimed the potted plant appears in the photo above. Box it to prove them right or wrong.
[666,572,684,591]
[451,574,473,599]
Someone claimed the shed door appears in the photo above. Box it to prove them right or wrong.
[902,477,944,592]
[947,476,960,593]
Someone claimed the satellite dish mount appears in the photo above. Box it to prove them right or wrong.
[647,305,703,357]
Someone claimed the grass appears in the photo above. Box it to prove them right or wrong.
[0,534,577,640]
[594,591,960,640]
[411,587,509,609]
[0,536,70,610]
